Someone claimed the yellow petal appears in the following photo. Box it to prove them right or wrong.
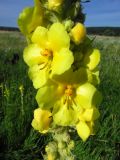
[92,70,100,85]
[36,83,58,109]
[84,49,100,70]
[23,44,47,67]
[87,121,95,135]
[47,154,56,160]
[76,83,102,108]
[51,67,88,85]
[32,108,52,133]
[31,26,48,48]
[53,103,79,126]
[18,7,34,35]
[76,121,91,141]
[28,0,44,32]
[18,0,43,36]
[31,119,41,131]
[51,48,74,75]
[81,107,100,121]
[34,108,52,122]
[28,64,48,89]
[87,69,100,85]
[48,23,70,52]
[71,23,86,44]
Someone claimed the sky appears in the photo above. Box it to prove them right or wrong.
[0,0,120,27]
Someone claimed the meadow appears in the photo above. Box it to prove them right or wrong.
[0,31,120,160]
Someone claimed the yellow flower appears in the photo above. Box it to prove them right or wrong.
[70,23,86,44]
[19,85,24,93]
[53,83,101,126]
[47,154,56,160]
[4,85,10,98]
[18,0,44,36]
[76,107,100,141]
[24,22,74,89]
[36,69,102,126]
[31,108,52,133]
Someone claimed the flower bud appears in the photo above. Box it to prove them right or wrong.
[70,23,86,44]
[58,142,67,149]
[83,49,100,71]
[48,0,64,10]
[68,140,74,150]
[18,0,44,36]
[63,20,74,32]
[31,108,52,133]
[47,154,56,160]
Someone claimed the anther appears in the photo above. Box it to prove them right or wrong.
[65,85,73,96]
[42,49,52,57]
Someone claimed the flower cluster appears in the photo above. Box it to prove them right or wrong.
[18,0,102,156]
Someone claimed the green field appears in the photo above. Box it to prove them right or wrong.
[0,31,120,160]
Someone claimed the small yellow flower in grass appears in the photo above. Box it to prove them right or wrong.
[19,85,24,93]
[31,108,52,133]
[4,85,10,98]
[18,0,44,36]
[70,23,86,44]
[24,22,74,89]
[48,0,64,10]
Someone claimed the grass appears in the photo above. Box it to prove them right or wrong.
[74,36,120,160]
[0,31,47,160]
[0,31,120,160]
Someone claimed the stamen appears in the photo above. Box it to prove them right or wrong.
[42,49,52,57]
[39,62,48,70]
[65,85,73,96]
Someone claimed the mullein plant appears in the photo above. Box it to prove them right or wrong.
[18,0,102,159]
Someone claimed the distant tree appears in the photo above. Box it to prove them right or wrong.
[81,0,91,3]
